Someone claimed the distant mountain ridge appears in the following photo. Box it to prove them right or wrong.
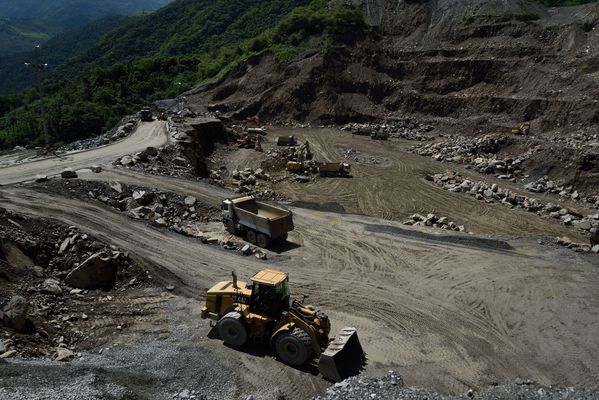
[0,1,172,21]
[0,0,173,55]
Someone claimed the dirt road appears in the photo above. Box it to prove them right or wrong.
[1,125,598,399]
[0,121,168,185]
[222,128,593,241]
[1,182,598,398]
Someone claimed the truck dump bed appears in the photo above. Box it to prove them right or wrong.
[319,163,342,172]
[232,196,294,238]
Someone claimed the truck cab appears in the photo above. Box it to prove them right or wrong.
[221,199,234,220]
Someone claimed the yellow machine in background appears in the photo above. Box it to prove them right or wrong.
[201,269,364,381]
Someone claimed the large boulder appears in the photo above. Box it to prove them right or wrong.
[132,190,154,206]
[60,168,77,179]
[42,278,63,296]
[65,252,117,290]
[1,296,30,332]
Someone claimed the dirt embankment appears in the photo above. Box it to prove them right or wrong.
[184,0,599,132]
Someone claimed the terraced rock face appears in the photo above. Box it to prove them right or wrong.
[185,0,599,132]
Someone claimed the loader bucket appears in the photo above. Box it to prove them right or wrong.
[318,327,365,382]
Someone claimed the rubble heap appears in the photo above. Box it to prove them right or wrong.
[404,213,466,233]
[0,208,148,360]
[341,120,434,141]
[314,371,599,400]
[411,135,535,180]
[429,172,599,252]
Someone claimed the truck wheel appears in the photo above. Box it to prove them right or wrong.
[218,311,248,347]
[275,328,313,366]
[256,233,270,248]
[246,230,257,244]
[225,220,236,234]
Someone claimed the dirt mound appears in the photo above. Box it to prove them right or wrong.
[184,0,599,133]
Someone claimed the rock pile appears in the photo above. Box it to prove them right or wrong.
[314,371,599,400]
[404,213,466,232]
[429,172,599,250]
[60,116,138,152]
[342,148,387,165]
[342,120,434,141]
[412,135,532,179]
[116,145,196,178]
[524,176,599,208]
[83,181,217,229]
[0,207,147,360]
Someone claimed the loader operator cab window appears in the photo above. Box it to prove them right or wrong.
[250,280,290,318]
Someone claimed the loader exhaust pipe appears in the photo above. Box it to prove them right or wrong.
[318,327,365,382]
[232,271,238,289]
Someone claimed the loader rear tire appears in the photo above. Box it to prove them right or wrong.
[246,230,257,245]
[275,328,313,366]
[218,311,247,347]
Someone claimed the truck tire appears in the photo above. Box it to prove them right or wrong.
[225,220,236,234]
[256,233,270,248]
[246,230,257,244]
[218,311,248,347]
[275,328,313,366]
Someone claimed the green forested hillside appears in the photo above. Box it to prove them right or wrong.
[0,0,172,23]
[0,17,62,55]
[0,0,172,55]
[0,16,131,95]
[0,0,365,148]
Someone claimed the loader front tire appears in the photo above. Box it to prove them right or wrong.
[218,311,247,347]
[275,328,313,366]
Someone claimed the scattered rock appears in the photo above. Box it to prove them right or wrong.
[241,244,252,255]
[60,168,77,179]
[42,279,63,296]
[0,350,17,359]
[54,348,74,362]
[35,174,48,182]
[90,165,102,173]
[1,296,29,331]
[120,155,134,166]
[184,196,197,207]
[65,252,117,290]
[133,190,155,206]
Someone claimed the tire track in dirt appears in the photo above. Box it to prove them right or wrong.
[1,175,598,396]
[266,128,587,240]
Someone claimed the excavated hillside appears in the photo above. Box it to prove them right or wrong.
[184,0,599,133]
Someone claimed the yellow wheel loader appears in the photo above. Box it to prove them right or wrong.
[201,269,364,381]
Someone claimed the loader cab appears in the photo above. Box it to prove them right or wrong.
[249,269,290,319]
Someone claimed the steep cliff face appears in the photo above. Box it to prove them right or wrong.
[185,0,599,133]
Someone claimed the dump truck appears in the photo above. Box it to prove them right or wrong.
[286,161,305,173]
[511,122,530,135]
[140,107,153,122]
[201,269,365,382]
[277,135,298,146]
[222,196,294,247]
[247,127,267,135]
[371,131,389,140]
[319,162,351,177]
